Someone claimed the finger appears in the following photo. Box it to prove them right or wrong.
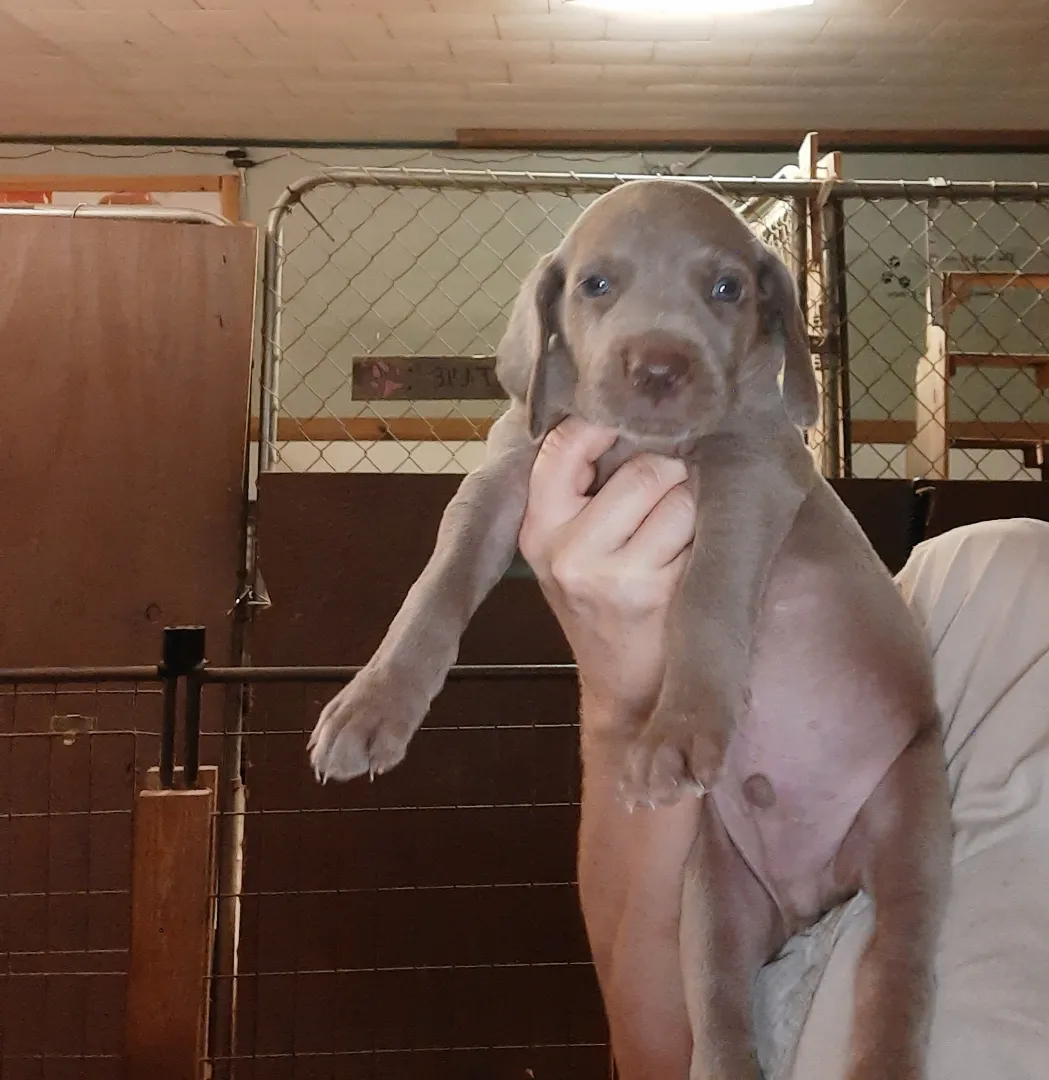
[524,417,621,536]
[618,483,696,568]
[565,453,689,557]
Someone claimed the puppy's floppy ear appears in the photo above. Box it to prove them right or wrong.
[756,249,820,429]
[495,251,575,441]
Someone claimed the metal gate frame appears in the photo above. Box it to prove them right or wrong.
[259,166,1049,486]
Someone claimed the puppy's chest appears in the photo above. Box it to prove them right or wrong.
[708,571,922,925]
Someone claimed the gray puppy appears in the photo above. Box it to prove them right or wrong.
[308,179,951,1080]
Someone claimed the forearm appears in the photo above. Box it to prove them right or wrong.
[578,693,698,1079]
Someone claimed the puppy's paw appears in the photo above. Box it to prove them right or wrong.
[620,710,728,810]
[308,669,425,784]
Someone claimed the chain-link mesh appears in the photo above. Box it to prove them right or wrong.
[261,169,1049,483]
[259,168,813,476]
[843,192,1049,481]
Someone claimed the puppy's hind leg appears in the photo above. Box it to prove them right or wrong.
[309,404,538,783]
[681,798,784,1080]
[836,724,952,1080]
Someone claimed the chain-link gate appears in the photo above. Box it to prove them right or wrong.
[259,168,1049,485]
[258,167,843,477]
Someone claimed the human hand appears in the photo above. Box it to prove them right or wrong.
[518,417,695,727]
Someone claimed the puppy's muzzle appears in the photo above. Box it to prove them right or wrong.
[619,331,702,404]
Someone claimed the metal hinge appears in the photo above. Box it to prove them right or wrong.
[229,571,272,617]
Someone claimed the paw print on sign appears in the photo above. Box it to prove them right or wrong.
[880,256,914,298]
[367,361,406,399]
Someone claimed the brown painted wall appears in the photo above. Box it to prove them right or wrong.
[241,474,597,1079]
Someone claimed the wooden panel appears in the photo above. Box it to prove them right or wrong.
[253,474,569,668]
[0,217,254,1077]
[922,480,1049,538]
[125,767,218,1080]
[0,175,225,194]
[828,479,920,575]
[242,473,599,1078]
[0,216,257,666]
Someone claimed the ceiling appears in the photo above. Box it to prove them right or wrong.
[1,0,1048,145]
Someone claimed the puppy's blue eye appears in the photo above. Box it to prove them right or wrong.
[712,275,743,302]
[581,274,611,298]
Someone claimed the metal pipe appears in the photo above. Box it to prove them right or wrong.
[258,202,286,471]
[0,205,232,226]
[0,665,159,685]
[828,197,854,478]
[158,626,208,790]
[201,663,579,683]
[269,167,1049,209]
[159,674,178,791]
[183,669,204,789]
[0,662,579,685]
[820,200,844,479]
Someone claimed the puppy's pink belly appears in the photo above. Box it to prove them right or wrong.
[711,591,921,926]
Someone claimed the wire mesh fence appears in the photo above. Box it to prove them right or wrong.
[258,167,828,478]
[0,653,602,1078]
[192,660,604,1075]
[0,671,163,1080]
[199,664,607,1080]
[259,168,1049,484]
[842,190,1049,481]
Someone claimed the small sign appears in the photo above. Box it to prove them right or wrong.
[351,356,506,401]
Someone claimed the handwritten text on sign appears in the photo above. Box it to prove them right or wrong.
[351,356,508,401]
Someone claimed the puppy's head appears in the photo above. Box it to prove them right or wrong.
[495,178,819,443]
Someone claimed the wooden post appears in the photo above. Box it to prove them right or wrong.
[125,765,218,1080]
[907,182,951,479]
[799,132,844,476]
[219,175,241,224]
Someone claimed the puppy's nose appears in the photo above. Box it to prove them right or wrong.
[623,340,695,402]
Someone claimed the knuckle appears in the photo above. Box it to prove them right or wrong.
[627,453,687,494]
[630,454,667,492]
[662,486,697,527]
[549,551,586,595]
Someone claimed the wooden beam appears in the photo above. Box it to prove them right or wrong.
[218,175,241,223]
[946,272,1049,306]
[456,129,1049,153]
[251,415,1049,447]
[250,415,497,443]
[949,353,1049,389]
[0,174,225,193]
[125,765,218,1080]
[854,419,1049,445]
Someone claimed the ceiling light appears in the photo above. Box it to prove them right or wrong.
[567,0,815,13]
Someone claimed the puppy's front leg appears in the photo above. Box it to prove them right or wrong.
[309,404,537,783]
[623,429,814,806]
